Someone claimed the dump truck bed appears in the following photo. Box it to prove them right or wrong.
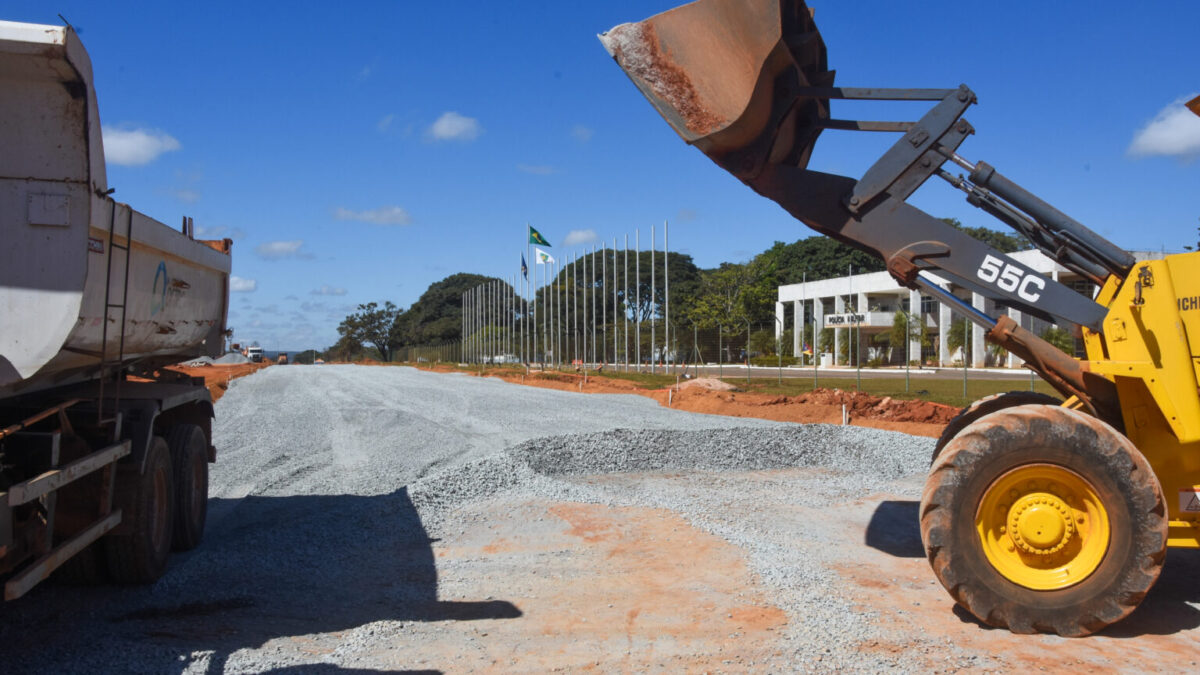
[0,21,231,399]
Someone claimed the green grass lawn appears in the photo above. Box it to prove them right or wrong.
[408,361,1060,409]
[732,376,1059,408]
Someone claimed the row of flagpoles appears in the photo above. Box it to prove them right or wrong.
[460,222,671,370]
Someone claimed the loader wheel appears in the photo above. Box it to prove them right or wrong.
[920,404,1166,636]
[167,424,209,551]
[932,391,1060,465]
[106,438,175,584]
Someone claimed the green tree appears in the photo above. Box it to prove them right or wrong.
[878,310,930,363]
[338,301,403,362]
[946,317,971,364]
[1040,326,1074,355]
[398,272,497,346]
[941,217,1030,254]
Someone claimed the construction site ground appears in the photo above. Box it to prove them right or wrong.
[2,364,1196,673]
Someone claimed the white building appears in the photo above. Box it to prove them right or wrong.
[776,249,1162,368]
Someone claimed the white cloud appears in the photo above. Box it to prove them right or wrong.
[195,224,246,240]
[517,163,558,175]
[562,229,598,246]
[571,125,594,142]
[1128,94,1200,160]
[311,285,347,296]
[334,205,412,225]
[169,188,200,203]
[102,127,181,166]
[255,240,311,260]
[376,113,395,133]
[230,276,257,292]
[428,111,482,141]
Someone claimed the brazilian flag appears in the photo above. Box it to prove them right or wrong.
[528,225,551,246]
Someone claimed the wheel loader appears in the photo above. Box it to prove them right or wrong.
[601,0,1200,636]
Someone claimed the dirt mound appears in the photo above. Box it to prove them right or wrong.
[678,377,738,392]
[790,388,958,424]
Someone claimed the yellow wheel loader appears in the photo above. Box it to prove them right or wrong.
[601,0,1200,636]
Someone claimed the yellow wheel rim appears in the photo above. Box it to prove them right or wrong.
[975,464,1110,590]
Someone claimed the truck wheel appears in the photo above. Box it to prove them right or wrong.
[54,542,107,585]
[920,404,1166,636]
[167,424,209,551]
[932,391,1061,465]
[106,437,174,584]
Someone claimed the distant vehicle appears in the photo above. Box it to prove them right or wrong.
[277,353,289,365]
[246,346,264,363]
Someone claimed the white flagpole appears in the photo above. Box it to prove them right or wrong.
[612,238,618,368]
[602,241,607,367]
[624,234,629,372]
[635,228,641,372]
[664,219,669,373]
[650,224,656,373]
[591,244,597,366]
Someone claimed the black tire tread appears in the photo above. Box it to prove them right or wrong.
[920,404,1167,637]
[932,390,1061,464]
[166,424,208,551]
[106,438,174,584]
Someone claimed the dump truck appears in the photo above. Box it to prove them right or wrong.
[0,21,231,598]
[603,0,1199,636]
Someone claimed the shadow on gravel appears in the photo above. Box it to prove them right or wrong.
[864,500,924,558]
[1100,547,1200,637]
[936,533,1200,637]
[114,487,520,673]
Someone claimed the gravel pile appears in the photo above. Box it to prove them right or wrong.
[0,365,938,673]
[213,352,250,364]
[410,425,929,529]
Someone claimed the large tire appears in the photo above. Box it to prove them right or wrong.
[932,391,1061,465]
[920,405,1167,636]
[167,424,209,551]
[106,437,175,584]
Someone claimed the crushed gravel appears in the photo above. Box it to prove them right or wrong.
[0,364,936,673]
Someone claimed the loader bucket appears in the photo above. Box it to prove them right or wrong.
[599,0,832,177]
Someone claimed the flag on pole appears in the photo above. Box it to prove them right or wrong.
[803,342,813,356]
[534,247,555,264]
[521,253,528,280]
[529,225,551,246]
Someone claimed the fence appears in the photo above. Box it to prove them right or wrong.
[391,315,1050,407]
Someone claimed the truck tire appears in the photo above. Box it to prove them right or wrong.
[167,424,208,551]
[53,542,107,585]
[920,404,1167,636]
[106,437,175,584]
[932,391,1061,465]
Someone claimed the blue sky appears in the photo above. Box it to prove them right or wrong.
[8,1,1199,350]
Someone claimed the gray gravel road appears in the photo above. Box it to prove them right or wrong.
[3,365,1194,673]
[0,365,793,673]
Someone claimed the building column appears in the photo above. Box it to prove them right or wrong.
[908,289,922,366]
[794,300,804,358]
[1007,307,1022,368]
[834,295,845,365]
[972,292,987,368]
[939,298,952,366]
[775,301,785,342]
[813,298,824,365]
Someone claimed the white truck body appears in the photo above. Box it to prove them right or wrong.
[0,20,231,399]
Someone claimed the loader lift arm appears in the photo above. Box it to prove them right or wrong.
[600,0,1129,422]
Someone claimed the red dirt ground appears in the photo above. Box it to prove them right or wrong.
[418,365,957,438]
